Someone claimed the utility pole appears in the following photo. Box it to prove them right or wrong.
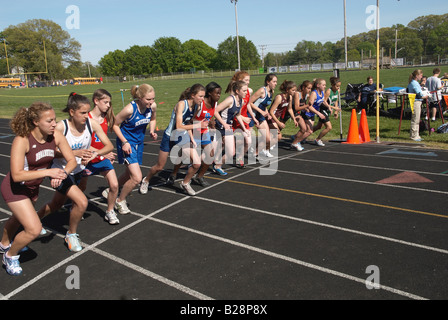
[259,45,267,68]
[230,0,241,71]
[344,0,348,70]
[395,27,398,61]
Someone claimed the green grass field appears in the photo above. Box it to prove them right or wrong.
[0,66,447,149]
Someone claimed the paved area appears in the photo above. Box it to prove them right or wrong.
[0,117,447,306]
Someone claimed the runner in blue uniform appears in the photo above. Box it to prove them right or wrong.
[249,73,277,158]
[140,84,207,196]
[113,84,157,213]
[308,79,333,146]
[213,80,248,175]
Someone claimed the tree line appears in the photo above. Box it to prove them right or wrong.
[98,36,259,77]
[265,14,448,67]
[0,14,447,80]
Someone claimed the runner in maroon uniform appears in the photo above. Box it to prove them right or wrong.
[192,81,222,186]
[0,102,76,275]
[231,71,257,168]
[268,80,298,149]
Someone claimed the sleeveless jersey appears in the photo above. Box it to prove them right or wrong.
[272,94,290,121]
[22,133,56,187]
[305,90,325,118]
[88,112,107,164]
[119,100,152,144]
[253,87,272,112]
[216,96,242,130]
[328,89,339,106]
[52,118,92,174]
[194,100,216,134]
[233,90,251,130]
[164,100,195,141]
[294,91,308,115]
[1,133,56,203]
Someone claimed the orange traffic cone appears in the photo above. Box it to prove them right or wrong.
[358,109,371,143]
[343,109,361,144]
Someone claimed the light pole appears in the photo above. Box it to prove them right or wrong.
[375,0,380,143]
[344,0,348,70]
[231,0,241,71]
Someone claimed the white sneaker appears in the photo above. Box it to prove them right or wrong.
[261,149,274,158]
[104,209,120,225]
[3,253,22,276]
[101,188,109,199]
[115,199,130,214]
[65,232,82,252]
[139,178,150,194]
[291,142,304,151]
[315,139,325,146]
[180,181,196,196]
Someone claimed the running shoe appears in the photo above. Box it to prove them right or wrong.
[193,175,210,187]
[65,232,82,252]
[101,188,109,199]
[104,209,120,225]
[235,158,246,169]
[166,175,175,186]
[260,149,274,158]
[115,199,131,214]
[212,165,228,176]
[3,253,22,276]
[1,242,29,254]
[180,181,196,196]
[0,242,11,254]
[139,178,150,194]
[315,139,325,146]
[291,142,304,151]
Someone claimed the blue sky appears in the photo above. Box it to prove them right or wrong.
[1,0,447,65]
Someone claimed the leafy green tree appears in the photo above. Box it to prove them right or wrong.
[399,27,423,61]
[2,19,81,79]
[408,14,448,55]
[124,45,153,75]
[428,21,448,56]
[213,36,260,70]
[357,41,376,57]
[151,37,183,73]
[179,40,217,72]
[98,49,126,76]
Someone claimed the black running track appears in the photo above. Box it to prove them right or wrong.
[0,118,448,309]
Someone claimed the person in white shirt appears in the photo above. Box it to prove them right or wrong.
[426,68,443,121]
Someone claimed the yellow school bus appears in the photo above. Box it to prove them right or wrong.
[0,78,21,88]
[73,77,100,85]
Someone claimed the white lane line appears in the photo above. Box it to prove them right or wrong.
[319,149,448,163]
[286,156,448,177]
[1,153,285,299]
[1,196,198,300]
[261,168,448,195]
[192,195,448,255]
[148,216,427,300]
[0,148,437,300]
[91,247,213,300]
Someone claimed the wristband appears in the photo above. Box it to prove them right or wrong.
[122,140,129,146]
